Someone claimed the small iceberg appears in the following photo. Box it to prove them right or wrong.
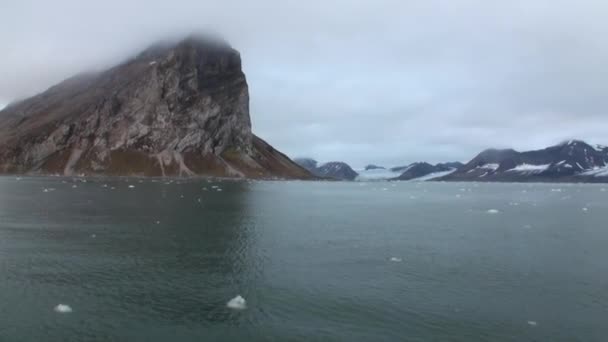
[54,304,73,313]
[527,320,537,326]
[486,209,500,214]
[389,257,402,262]
[226,295,247,310]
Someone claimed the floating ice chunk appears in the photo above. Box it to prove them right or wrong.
[156,221,160,224]
[216,188,223,192]
[90,234,96,238]
[211,185,219,189]
[486,209,500,214]
[72,184,77,188]
[226,295,247,310]
[455,194,462,198]
[389,257,402,262]
[43,188,49,193]
[582,207,589,212]
[382,188,388,191]
[128,185,135,189]
[54,304,73,313]
[149,61,157,66]
[551,188,562,192]
[15,177,21,181]
[527,321,537,326]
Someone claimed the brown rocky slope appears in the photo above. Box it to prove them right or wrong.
[0,36,311,179]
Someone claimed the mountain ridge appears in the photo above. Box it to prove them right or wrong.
[0,35,311,179]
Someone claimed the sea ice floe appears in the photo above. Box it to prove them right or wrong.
[54,304,73,313]
[389,257,403,262]
[486,209,500,214]
[128,185,135,189]
[582,207,589,212]
[527,321,538,326]
[226,295,247,310]
[551,188,562,192]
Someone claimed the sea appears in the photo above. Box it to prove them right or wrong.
[1,176,607,341]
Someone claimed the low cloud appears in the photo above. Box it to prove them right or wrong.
[2,0,607,167]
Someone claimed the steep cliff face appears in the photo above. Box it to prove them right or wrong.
[0,36,311,179]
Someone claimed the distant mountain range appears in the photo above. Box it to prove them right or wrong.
[298,140,608,183]
[439,140,608,182]
[293,158,359,180]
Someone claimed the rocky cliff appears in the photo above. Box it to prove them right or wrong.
[0,36,311,179]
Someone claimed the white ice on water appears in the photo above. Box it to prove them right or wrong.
[128,185,135,188]
[389,257,403,262]
[226,295,247,310]
[486,209,500,214]
[54,304,73,313]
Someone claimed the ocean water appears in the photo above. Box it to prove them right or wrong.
[1,177,607,341]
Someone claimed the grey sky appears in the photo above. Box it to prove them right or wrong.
[1,0,607,167]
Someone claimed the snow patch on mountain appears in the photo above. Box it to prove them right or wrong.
[507,163,551,173]
[409,169,457,181]
[356,168,401,181]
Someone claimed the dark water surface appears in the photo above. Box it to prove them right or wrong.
[1,176,607,341]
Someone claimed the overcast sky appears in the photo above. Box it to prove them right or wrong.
[1,0,607,167]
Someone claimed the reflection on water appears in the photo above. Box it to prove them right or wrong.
[1,177,608,341]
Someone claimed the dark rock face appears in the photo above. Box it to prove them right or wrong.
[392,162,460,181]
[440,140,608,182]
[316,162,359,180]
[293,158,358,180]
[293,158,318,173]
[0,36,311,179]
[364,164,385,171]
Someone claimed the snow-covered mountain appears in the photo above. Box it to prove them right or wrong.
[441,140,608,182]
[294,158,359,180]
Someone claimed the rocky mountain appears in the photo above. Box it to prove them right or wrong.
[364,164,385,171]
[391,162,461,181]
[440,140,608,182]
[294,158,358,180]
[0,35,311,179]
[316,162,359,180]
[293,158,318,174]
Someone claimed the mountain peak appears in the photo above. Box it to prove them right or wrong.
[0,36,310,179]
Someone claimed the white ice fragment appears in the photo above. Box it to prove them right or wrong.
[149,61,157,65]
[72,184,77,188]
[582,207,589,212]
[54,304,73,313]
[90,234,96,238]
[128,185,135,189]
[389,257,402,262]
[226,295,247,310]
[156,221,160,224]
[486,209,500,214]
[527,321,537,326]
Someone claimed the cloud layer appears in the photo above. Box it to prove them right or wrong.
[2,0,607,167]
